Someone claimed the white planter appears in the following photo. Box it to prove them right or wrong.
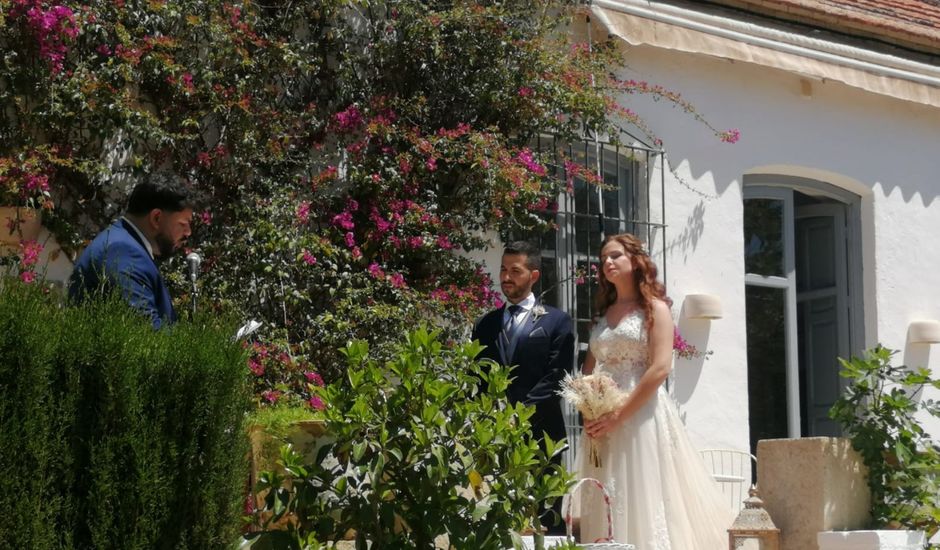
[817,530,926,550]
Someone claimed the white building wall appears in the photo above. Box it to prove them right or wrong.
[618,42,940,448]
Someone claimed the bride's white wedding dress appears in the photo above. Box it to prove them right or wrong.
[576,309,733,549]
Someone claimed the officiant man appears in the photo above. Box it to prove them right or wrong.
[69,172,193,329]
[471,241,575,532]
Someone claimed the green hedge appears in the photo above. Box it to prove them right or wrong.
[0,280,250,549]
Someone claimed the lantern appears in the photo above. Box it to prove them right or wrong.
[728,486,780,550]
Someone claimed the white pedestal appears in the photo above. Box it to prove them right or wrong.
[817,530,925,550]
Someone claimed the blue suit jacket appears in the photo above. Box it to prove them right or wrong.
[472,302,575,443]
[68,219,176,329]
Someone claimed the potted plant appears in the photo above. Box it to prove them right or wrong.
[826,345,940,549]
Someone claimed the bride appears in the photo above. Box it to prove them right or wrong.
[576,233,733,549]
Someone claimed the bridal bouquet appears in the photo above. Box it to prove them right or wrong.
[558,371,627,467]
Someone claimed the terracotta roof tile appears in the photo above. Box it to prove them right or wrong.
[702,0,940,56]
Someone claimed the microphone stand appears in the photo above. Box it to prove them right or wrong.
[190,273,198,319]
[186,252,202,320]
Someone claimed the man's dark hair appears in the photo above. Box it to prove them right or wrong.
[126,172,192,215]
[503,241,541,271]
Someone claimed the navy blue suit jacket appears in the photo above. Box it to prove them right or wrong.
[69,219,177,329]
[472,302,575,443]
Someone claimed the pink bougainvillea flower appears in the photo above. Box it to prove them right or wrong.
[719,129,741,144]
[18,240,43,267]
[389,272,406,288]
[515,148,546,176]
[436,234,453,250]
[332,211,354,230]
[368,262,385,279]
[261,390,280,404]
[334,104,363,130]
[296,201,311,224]
[248,358,265,376]
[304,371,324,385]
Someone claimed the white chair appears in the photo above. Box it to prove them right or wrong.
[698,448,756,513]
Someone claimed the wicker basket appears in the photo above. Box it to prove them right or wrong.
[561,478,636,550]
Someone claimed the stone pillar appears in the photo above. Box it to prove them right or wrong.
[756,437,870,550]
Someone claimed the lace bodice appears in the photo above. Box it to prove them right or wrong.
[589,309,649,390]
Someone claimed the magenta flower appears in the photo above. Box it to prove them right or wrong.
[17,3,80,74]
[399,157,412,174]
[19,271,36,284]
[344,232,356,248]
[248,358,264,376]
[304,371,324,386]
[261,390,280,404]
[719,129,741,144]
[436,235,453,250]
[515,148,546,176]
[368,263,385,279]
[23,173,49,193]
[389,272,406,288]
[302,249,317,265]
[370,207,393,233]
[18,240,43,267]
[307,395,325,410]
[332,211,354,230]
[296,201,311,224]
[673,328,708,360]
[334,105,363,130]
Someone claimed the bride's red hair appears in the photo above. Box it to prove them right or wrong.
[594,233,671,332]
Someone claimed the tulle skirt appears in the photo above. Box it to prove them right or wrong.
[574,389,734,550]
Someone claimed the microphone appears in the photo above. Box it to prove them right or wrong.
[186,252,202,282]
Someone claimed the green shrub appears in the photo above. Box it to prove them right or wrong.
[0,279,251,549]
[251,327,571,550]
[830,345,940,544]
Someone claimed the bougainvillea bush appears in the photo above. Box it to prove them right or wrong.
[0,0,735,404]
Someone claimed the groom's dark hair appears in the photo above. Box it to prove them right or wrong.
[503,241,541,271]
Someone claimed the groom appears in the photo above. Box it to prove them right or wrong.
[472,241,575,532]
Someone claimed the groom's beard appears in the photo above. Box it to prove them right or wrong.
[154,231,182,260]
[501,282,532,303]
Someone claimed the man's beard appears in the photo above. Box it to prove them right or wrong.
[154,232,177,259]
[502,283,530,302]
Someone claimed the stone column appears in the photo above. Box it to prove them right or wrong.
[756,437,870,550]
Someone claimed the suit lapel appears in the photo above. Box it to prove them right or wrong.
[495,306,511,365]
